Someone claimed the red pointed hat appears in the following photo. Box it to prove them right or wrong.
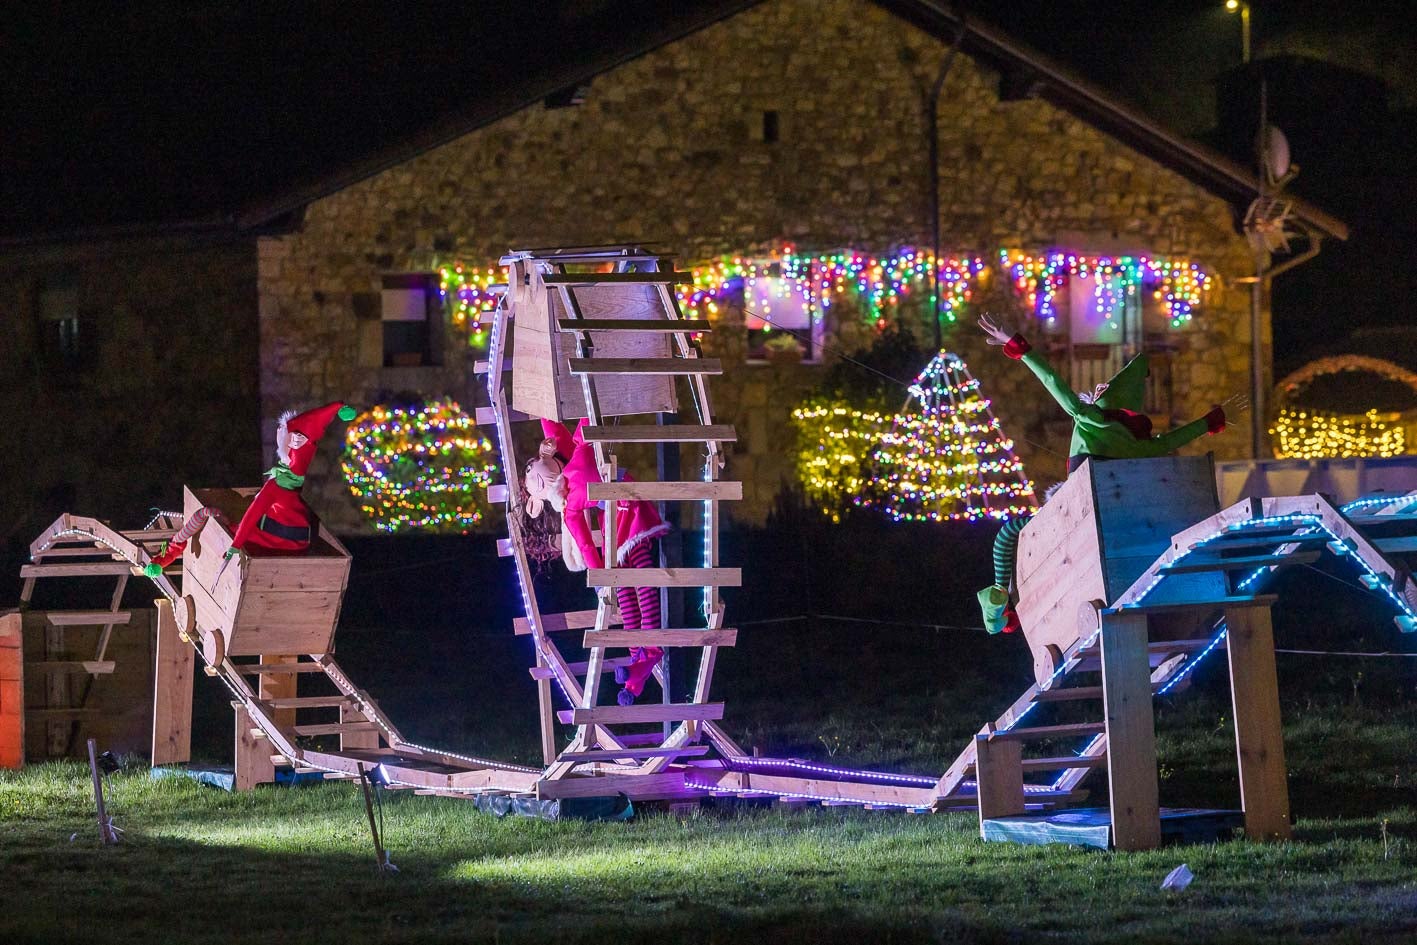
[277,402,357,476]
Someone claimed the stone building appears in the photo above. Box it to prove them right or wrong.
[2,0,1348,536]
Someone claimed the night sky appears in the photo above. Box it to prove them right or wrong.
[5,0,1414,373]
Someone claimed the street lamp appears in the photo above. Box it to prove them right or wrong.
[1226,0,1252,64]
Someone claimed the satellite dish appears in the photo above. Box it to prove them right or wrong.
[1259,124,1296,188]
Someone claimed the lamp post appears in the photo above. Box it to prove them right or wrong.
[1226,0,1252,64]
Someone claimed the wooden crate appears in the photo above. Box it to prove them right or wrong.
[508,258,678,421]
[1015,456,1222,685]
[181,486,351,657]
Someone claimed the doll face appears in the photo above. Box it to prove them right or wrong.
[523,454,566,518]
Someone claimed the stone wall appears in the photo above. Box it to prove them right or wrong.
[257,0,1266,529]
[0,236,260,542]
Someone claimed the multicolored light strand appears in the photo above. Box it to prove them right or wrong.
[790,402,891,522]
[865,352,1036,523]
[678,247,985,328]
[1270,408,1407,460]
[342,399,499,533]
[1000,250,1212,329]
[437,264,504,346]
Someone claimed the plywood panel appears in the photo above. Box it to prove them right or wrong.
[150,600,194,766]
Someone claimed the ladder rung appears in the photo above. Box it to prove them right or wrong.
[568,358,721,376]
[586,567,741,588]
[1075,638,1220,659]
[1103,594,1277,616]
[988,722,1105,742]
[29,660,116,675]
[541,271,692,285]
[1032,682,1165,703]
[265,695,353,709]
[1189,535,1326,552]
[559,745,710,762]
[512,609,602,636]
[581,424,736,443]
[557,318,710,333]
[475,406,530,425]
[20,562,135,578]
[529,656,637,680]
[1375,536,1417,555]
[584,629,737,648]
[1160,551,1319,574]
[967,755,1108,774]
[42,610,132,626]
[586,481,741,502]
[236,662,328,674]
[291,722,380,737]
[563,702,724,725]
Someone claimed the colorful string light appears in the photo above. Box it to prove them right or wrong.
[437,264,504,347]
[864,352,1036,523]
[790,402,891,522]
[1270,408,1407,460]
[1000,250,1212,329]
[678,247,985,329]
[342,399,499,533]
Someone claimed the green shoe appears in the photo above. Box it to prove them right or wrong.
[976,584,1009,635]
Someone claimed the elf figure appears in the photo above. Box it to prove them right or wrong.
[973,315,1240,633]
[523,417,671,706]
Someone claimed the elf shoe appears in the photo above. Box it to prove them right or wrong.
[976,584,1010,635]
[618,646,665,704]
[1003,605,1021,634]
[614,647,644,685]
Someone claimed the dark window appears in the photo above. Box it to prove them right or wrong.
[381,274,442,368]
[38,284,86,369]
[762,110,780,144]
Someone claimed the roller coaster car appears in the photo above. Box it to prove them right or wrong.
[1015,455,1224,686]
[175,486,351,665]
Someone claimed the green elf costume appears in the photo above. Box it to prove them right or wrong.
[976,331,1228,634]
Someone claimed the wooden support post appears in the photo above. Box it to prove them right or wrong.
[1099,611,1161,851]
[150,600,194,765]
[44,620,68,758]
[975,732,1026,825]
[0,613,23,769]
[260,655,298,731]
[340,703,380,752]
[535,650,557,766]
[1225,605,1292,841]
[234,706,274,790]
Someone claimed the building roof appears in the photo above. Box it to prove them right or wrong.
[2,0,1348,247]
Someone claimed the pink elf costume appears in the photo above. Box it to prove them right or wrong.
[524,417,671,706]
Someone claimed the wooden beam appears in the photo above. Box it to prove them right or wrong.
[1160,551,1320,574]
[559,745,710,762]
[535,771,687,799]
[540,272,692,285]
[1100,611,1161,851]
[557,318,710,333]
[1103,594,1277,616]
[291,721,381,737]
[30,660,116,675]
[264,695,352,709]
[586,567,741,588]
[20,562,135,578]
[586,481,742,502]
[234,661,328,674]
[581,424,735,443]
[234,706,274,790]
[1375,536,1417,555]
[512,609,602,636]
[584,629,737,648]
[987,722,1105,742]
[42,610,133,626]
[565,702,724,725]
[568,358,722,376]
[151,600,194,766]
[529,656,636,679]
[1225,605,1292,841]
[974,734,1026,821]
[1187,535,1326,553]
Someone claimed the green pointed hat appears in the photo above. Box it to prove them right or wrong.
[1094,353,1149,412]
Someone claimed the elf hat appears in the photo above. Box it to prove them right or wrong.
[1093,353,1149,413]
[277,402,358,476]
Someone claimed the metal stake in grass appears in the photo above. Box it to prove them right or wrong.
[357,764,396,874]
[86,738,119,845]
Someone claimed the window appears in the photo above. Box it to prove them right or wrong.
[381,274,442,368]
[742,274,820,364]
[762,110,780,144]
[38,284,84,368]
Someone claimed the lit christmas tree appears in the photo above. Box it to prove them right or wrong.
[865,352,1036,522]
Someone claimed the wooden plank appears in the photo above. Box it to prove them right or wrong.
[259,655,298,731]
[584,629,737,648]
[535,771,687,799]
[150,600,194,766]
[341,703,381,752]
[568,358,721,376]
[1099,611,1161,851]
[559,745,710,762]
[264,695,352,709]
[1104,594,1277,616]
[1160,551,1320,574]
[529,656,636,679]
[974,734,1026,821]
[0,613,22,769]
[30,661,116,675]
[1225,606,1292,841]
[1374,536,1417,555]
[988,722,1105,742]
[586,567,741,588]
[1187,534,1326,553]
[586,481,742,502]
[581,424,736,443]
[512,609,602,636]
[541,271,691,285]
[1033,683,1165,702]
[557,318,710,333]
[20,562,135,578]
[475,405,530,425]
[567,702,724,725]
[234,661,328,674]
[234,706,273,790]
[291,721,381,737]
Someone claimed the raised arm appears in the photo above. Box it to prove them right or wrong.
[1142,405,1226,455]
[979,315,1101,424]
[539,418,576,462]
